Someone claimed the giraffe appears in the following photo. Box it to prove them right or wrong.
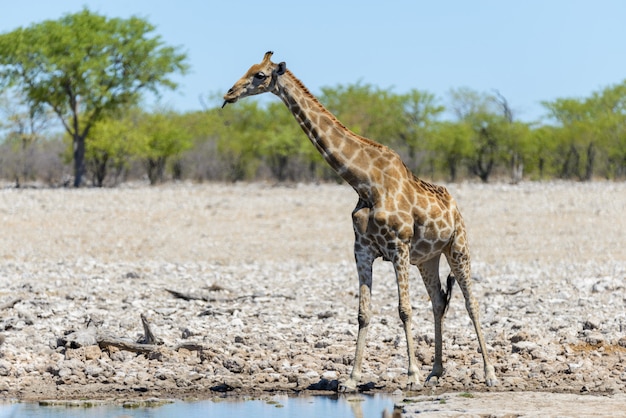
[223,51,498,391]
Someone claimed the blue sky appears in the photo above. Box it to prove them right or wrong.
[2,1,626,122]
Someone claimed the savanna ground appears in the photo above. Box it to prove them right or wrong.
[0,181,625,416]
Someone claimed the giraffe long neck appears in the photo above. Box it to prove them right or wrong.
[273,70,382,190]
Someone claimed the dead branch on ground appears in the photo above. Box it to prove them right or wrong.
[0,298,21,310]
[166,288,295,303]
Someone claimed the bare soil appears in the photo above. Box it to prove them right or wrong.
[0,181,625,416]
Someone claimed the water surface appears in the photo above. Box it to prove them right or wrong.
[1,393,396,418]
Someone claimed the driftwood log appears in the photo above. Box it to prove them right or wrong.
[97,335,160,354]
[96,313,164,353]
[165,288,295,303]
[138,313,163,345]
[165,288,295,318]
[0,298,21,310]
[62,313,212,356]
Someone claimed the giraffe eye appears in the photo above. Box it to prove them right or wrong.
[254,72,266,80]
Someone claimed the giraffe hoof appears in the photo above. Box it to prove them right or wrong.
[405,375,423,392]
[425,367,444,386]
[425,376,439,387]
[485,365,498,387]
[338,379,358,393]
[405,381,423,392]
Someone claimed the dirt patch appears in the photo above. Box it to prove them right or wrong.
[0,181,625,416]
[400,391,626,417]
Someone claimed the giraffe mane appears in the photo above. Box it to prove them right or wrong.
[284,69,384,149]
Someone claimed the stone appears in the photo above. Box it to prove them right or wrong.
[0,360,11,377]
[84,345,102,360]
[223,356,246,374]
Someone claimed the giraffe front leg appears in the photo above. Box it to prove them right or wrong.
[401,307,422,391]
[339,252,374,393]
[394,244,423,391]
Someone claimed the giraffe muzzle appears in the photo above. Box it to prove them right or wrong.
[222,87,240,108]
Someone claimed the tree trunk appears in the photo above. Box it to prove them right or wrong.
[270,155,289,182]
[470,127,496,183]
[560,145,579,179]
[172,159,183,181]
[510,152,524,184]
[471,151,494,183]
[73,133,86,187]
[147,157,167,185]
[584,142,595,181]
[447,156,458,182]
[93,153,109,187]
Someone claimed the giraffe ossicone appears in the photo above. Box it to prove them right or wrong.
[223,51,498,391]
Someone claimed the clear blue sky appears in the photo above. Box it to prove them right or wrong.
[2,0,626,122]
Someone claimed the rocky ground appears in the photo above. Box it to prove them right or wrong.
[0,181,625,416]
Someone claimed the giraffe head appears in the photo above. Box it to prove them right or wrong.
[222,51,286,108]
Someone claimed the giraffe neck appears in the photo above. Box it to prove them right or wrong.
[272,70,382,190]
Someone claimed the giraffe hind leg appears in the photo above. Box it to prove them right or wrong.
[424,273,456,384]
[443,273,455,317]
[418,258,453,386]
[447,251,498,387]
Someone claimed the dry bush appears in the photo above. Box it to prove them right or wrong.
[0,136,70,187]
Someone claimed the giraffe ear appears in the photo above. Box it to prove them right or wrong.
[276,62,286,76]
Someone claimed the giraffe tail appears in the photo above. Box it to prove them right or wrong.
[443,273,456,316]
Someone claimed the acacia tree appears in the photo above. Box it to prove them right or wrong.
[542,98,597,180]
[217,100,266,181]
[589,82,626,178]
[399,89,444,173]
[0,8,188,186]
[448,87,512,182]
[429,121,473,181]
[86,109,146,187]
[139,110,193,184]
[320,83,406,146]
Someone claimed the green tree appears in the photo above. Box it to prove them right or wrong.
[528,125,561,179]
[429,121,473,181]
[0,8,188,186]
[542,97,598,180]
[86,110,145,187]
[216,100,266,181]
[490,91,533,183]
[139,110,193,184]
[592,81,626,178]
[258,102,308,181]
[398,89,444,173]
[549,85,626,180]
[176,107,235,182]
[448,88,512,182]
[320,83,406,147]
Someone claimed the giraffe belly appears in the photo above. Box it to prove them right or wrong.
[408,210,455,264]
[409,237,448,265]
[363,233,448,264]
